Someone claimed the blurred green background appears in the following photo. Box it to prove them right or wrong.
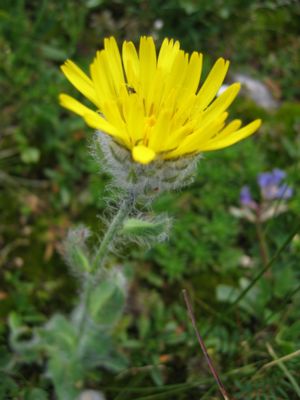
[1,0,300,398]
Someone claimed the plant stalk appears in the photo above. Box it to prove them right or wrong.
[76,193,135,341]
[255,217,270,268]
[182,289,231,400]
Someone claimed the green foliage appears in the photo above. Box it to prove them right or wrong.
[122,215,171,243]
[88,280,125,326]
[63,225,93,276]
[8,273,128,399]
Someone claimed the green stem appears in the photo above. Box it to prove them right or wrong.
[228,225,299,311]
[255,218,270,268]
[92,193,134,275]
[76,193,134,340]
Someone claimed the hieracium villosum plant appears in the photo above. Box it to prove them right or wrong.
[9,36,261,399]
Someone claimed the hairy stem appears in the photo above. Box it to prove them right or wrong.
[92,193,134,274]
[76,193,135,341]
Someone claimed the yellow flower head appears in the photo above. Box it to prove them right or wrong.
[59,36,261,165]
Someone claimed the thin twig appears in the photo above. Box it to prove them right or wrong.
[182,289,231,400]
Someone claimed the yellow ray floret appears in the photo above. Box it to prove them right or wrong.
[59,36,261,165]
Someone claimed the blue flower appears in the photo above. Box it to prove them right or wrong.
[257,168,286,189]
[258,168,293,201]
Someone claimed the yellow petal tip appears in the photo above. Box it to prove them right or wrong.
[251,119,262,132]
[132,145,156,164]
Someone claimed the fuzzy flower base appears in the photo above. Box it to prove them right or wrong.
[93,131,200,198]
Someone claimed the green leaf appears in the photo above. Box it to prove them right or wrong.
[63,225,92,276]
[77,328,128,371]
[216,279,261,315]
[39,44,68,61]
[72,248,91,273]
[20,147,40,164]
[150,363,164,386]
[122,216,171,240]
[0,373,18,398]
[274,268,296,297]
[40,314,77,353]
[47,355,82,400]
[88,281,125,326]
[8,312,23,332]
[85,0,104,7]
[23,388,48,400]
[0,346,12,369]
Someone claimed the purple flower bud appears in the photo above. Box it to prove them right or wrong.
[240,186,255,207]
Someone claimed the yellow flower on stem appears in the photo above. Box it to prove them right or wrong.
[59,37,261,165]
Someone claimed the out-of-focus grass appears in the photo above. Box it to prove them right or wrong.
[0,0,300,398]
